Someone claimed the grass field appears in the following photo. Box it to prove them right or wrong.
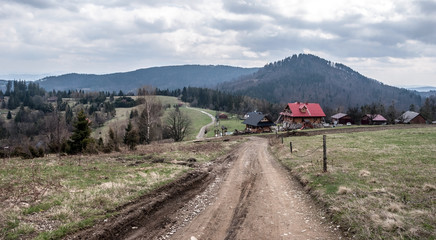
[271,127,436,239]
[92,96,181,141]
[0,138,241,240]
[179,107,214,140]
[205,114,246,138]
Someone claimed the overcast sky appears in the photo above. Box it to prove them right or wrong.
[1,0,436,87]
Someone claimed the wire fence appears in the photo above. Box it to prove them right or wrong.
[285,135,330,172]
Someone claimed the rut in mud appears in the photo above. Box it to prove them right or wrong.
[69,137,344,239]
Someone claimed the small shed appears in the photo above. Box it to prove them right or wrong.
[243,112,275,133]
[331,113,354,125]
[396,111,426,124]
[218,113,228,120]
[361,114,387,125]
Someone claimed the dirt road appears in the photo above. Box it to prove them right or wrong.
[170,137,342,240]
[195,110,215,140]
[69,137,343,239]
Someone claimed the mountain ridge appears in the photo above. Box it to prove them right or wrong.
[36,65,259,92]
[219,54,422,111]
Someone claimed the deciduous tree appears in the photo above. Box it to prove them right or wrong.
[165,108,191,142]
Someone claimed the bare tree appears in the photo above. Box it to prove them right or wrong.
[165,108,192,142]
[136,86,163,144]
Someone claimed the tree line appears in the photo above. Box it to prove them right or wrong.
[157,87,283,120]
[0,82,192,158]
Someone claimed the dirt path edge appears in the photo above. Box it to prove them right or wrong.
[267,140,354,238]
[66,170,214,240]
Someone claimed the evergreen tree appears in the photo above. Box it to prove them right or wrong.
[409,104,416,111]
[7,111,12,120]
[5,81,12,96]
[124,121,139,150]
[108,127,120,151]
[386,102,397,124]
[65,105,73,124]
[68,109,92,154]
[14,105,25,123]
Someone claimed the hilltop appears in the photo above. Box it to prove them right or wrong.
[219,54,422,111]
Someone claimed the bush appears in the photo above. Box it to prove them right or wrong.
[12,146,31,159]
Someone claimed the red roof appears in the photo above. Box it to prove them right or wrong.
[283,102,326,118]
[365,114,387,122]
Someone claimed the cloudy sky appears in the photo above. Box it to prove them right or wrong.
[1,0,436,87]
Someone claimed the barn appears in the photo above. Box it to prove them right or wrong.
[243,112,275,133]
[396,111,427,124]
[277,102,326,129]
[331,113,354,125]
[361,114,387,125]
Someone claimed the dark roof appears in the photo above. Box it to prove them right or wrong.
[331,113,348,119]
[243,112,275,127]
[397,111,422,123]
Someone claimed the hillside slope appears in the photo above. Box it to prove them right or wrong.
[220,54,422,111]
[37,65,259,92]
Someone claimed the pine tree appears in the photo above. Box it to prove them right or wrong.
[68,109,92,154]
[65,105,73,124]
[108,127,120,151]
[124,121,139,150]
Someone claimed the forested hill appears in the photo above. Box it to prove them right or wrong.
[37,65,259,92]
[220,54,422,111]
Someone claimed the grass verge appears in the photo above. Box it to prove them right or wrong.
[0,137,242,239]
[270,127,436,239]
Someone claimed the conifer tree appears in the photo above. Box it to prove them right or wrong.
[124,121,139,150]
[68,109,92,154]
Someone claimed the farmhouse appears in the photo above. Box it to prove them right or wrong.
[331,113,354,125]
[396,111,427,124]
[277,102,326,129]
[243,112,275,133]
[361,114,387,125]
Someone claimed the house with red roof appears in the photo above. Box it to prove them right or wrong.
[361,114,387,125]
[277,102,326,129]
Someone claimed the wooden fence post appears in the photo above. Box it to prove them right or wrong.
[323,135,327,172]
[290,141,293,153]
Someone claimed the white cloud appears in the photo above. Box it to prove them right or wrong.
[0,0,435,86]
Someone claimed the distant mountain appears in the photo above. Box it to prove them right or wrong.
[219,54,422,111]
[37,65,259,92]
[402,86,436,92]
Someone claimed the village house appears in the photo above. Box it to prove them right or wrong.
[242,112,275,133]
[396,111,427,124]
[331,113,354,125]
[361,114,387,125]
[277,102,326,129]
[47,96,58,103]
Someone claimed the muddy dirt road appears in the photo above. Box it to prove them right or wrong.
[70,137,343,239]
[170,137,342,240]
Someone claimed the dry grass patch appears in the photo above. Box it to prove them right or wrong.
[0,137,243,239]
[337,186,352,195]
